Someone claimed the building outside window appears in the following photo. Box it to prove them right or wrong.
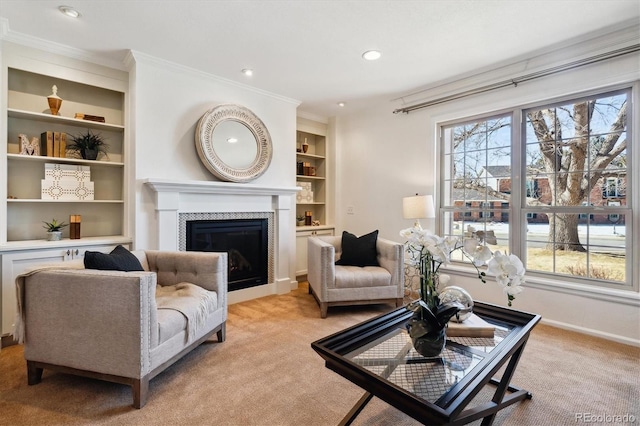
[440,88,631,289]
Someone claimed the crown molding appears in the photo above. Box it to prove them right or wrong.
[0,19,126,71]
[128,50,300,106]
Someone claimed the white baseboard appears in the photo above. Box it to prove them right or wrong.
[541,318,640,347]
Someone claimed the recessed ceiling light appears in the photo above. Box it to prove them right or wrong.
[362,50,381,61]
[227,138,238,143]
[59,6,80,18]
[337,102,346,107]
[241,69,253,76]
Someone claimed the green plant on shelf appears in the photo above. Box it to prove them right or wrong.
[67,130,109,160]
[43,219,68,232]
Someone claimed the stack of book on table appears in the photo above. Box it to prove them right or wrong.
[447,313,495,337]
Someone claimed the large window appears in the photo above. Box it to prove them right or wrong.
[440,89,631,288]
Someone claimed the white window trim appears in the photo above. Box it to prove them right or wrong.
[437,84,638,296]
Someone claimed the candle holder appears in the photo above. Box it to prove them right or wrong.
[70,214,81,239]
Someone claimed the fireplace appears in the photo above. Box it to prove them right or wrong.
[145,179,297,303]
[186,219,268,291]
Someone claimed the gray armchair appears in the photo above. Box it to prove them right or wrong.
[307,235,404,318]
[17,250,227,408]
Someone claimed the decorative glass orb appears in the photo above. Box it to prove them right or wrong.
[439,286,474,322]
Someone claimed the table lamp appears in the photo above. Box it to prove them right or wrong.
[402,194,435,229]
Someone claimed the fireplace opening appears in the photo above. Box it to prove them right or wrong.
[186,219,268,291]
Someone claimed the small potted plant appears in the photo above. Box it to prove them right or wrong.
[43,219,68,241]
[296,215,306,226]
[67,130,109,160]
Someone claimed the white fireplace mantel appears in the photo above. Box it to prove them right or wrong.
[144,178,300,303]
[144,178,299,197]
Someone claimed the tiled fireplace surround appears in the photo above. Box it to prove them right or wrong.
[144,179,299,304]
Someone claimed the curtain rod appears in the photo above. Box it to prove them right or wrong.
[393,44,640,114]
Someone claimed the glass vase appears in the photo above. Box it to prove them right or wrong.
[406,311,446,357]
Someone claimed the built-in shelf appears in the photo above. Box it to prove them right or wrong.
[0,235,131,252]
[7,153,124,167]
[8,108,125,131]
[296,175,325,180]
[296,152,325,160]
[7,199,124,203]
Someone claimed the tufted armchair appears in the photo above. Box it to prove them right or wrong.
[307,234,404,318]
[16,250,227,408]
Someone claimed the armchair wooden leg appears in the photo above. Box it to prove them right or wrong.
[27,361,43,385]
[320,303,328,319]
[217,322,226,342]
[132,376,149,409]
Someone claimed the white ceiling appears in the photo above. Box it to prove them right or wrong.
[0,1,638,118]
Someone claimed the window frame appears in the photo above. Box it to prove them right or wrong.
[438,86,634,291]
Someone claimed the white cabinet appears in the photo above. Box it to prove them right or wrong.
[1,241,131,335]
[295,227,334,277]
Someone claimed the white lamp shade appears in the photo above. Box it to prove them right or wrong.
[403,195,435,219]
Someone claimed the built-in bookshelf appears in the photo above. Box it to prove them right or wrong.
[295,117,334,276]
[4,67,126,243]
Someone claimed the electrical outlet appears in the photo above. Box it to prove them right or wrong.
[347,206,354,215]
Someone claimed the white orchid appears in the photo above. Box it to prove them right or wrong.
[401,224,526,307]
[487,251,525,303]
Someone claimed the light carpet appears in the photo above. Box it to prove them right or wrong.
[0,283,638,425]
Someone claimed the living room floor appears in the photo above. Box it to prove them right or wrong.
[0,282,637,425]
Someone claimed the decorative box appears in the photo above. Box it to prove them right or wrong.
[41,179,95,200]
[296,191,314,203]
[297,181,312,191]
[44,163,91,182]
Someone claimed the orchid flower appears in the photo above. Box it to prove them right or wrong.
[401,223,526,308]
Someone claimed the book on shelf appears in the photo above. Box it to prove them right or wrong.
[59,132,67,158]
[447,313,495,338]
[75,113,106,123]
[40,131,54,157]
[53,131,61,158]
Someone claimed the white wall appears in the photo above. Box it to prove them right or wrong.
[127,52,299,250]
[334,30,640,345]
[126,52,300,295]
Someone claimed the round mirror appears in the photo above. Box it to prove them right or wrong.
[212,121,258,169]
[195,104,273,182]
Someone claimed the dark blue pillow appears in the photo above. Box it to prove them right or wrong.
[84,244,144,271]
[335,230,379,267]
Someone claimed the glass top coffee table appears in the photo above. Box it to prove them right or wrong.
[311,301,541,425]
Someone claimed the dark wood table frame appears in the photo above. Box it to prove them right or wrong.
[311,302,541,425]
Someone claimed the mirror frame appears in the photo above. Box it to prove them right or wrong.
[195,104,273,182]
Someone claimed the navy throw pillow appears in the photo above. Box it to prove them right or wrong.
[335,230,379,267]
[84,244,144,271]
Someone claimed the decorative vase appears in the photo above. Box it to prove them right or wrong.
[405,260,462,358]
[302,138,309,153]
[406,313,447,357]
[46,231,62,241]
[47,85,62,116]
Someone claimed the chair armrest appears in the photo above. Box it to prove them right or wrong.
[23,269,157,379]
[144,250,228,310]
[308,237,336,296]
[377,238,405,293]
